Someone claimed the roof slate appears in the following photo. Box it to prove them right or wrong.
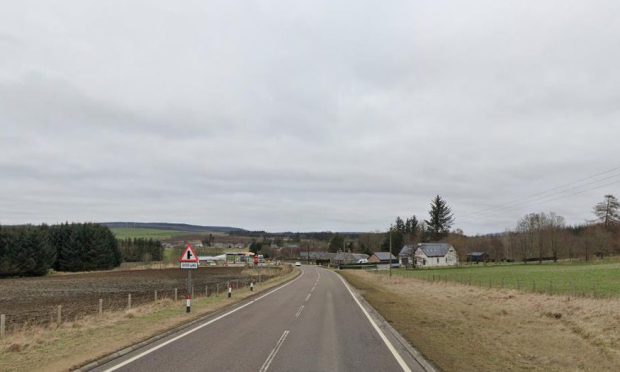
[417,243,453,257]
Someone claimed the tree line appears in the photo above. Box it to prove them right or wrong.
[0,223,122,276]
[117,238,163,262]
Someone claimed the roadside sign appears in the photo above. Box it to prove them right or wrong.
[180,244,199,263]
[180,262,198,269]
[253,255,259,266]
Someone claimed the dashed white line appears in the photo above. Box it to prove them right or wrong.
[102,271,304,372]
[259,330,290,372]
[305,293,311,302]
[295,305,304,318]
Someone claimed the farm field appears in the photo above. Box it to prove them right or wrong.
[388,261,620,298]
[109,227,188,240]
[0,266,283,331]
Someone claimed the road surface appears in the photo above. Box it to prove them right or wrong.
[91,266,426,372]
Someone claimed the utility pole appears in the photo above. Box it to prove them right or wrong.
[389,231,392,278]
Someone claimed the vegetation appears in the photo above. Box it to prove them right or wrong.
[593,194,620,227]
[0,223,121,276]
[389,261,620,297]
[425,195,454,241]
[118,238,163,262]
[110,228,187,240]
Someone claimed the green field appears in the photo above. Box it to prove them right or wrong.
[385,261,620,298]
[110,228,187,240]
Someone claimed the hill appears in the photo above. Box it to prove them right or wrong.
[101,222,248,234]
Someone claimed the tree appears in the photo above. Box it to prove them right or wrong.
[425,195,454,241]
[593,194,620,228]
[328,234,344,253]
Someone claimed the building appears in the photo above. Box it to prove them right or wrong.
[466,252,488,264]
[398,245,415,267]
[368,252,398,270]
[330,252,369,266]
[415,243,458,267]
[299,251,336,266]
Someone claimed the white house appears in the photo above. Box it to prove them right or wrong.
[414,243,458,267]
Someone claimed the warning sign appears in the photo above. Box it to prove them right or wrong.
[180,244,199,263]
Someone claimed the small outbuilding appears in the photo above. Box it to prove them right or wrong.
[368,252,399,270]
[466,252,489,264]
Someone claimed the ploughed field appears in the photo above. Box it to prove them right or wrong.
[0,266,279,330]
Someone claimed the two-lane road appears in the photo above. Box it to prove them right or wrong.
[92,266,426,372]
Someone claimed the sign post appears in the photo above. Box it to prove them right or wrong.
[179,244,199,313]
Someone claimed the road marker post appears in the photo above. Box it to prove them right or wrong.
[250,281,254,292]
[228,282,232,298]
[1,314,5,339]
[186,295,191,313]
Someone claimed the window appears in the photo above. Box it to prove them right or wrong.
[437,258,439,263]
[445,257,448,263]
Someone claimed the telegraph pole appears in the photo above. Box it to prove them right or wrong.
[389,231,392,278]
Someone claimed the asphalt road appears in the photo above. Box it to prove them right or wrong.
[92,266,426,372]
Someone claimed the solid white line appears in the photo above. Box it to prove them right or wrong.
[103,270,304,372]
[336,273,412,372]
[259,330,290,372]
[295,305,304,318]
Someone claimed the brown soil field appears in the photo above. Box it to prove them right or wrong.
[0,266,281,331]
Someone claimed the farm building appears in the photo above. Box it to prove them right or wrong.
[399,245,415,267]
[331,252,369,266]
[299,251,336,265]
[466,252,489,264]
[368,252,398,269]
[415,243,458,267]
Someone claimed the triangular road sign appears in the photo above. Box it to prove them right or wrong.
[180,244,199,263]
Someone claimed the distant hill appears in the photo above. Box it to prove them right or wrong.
[102,222,248,234]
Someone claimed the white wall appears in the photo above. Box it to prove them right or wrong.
[415,248,458,267]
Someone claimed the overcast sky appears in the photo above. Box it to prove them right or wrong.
[2,1,620,234]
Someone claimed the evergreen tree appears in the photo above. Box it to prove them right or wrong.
[425,195,455,241]
[328,234,344,253]
[593,194,620,228]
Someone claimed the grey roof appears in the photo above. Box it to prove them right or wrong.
[417,243,454,257]
[372,252,397,260]
[467,252,487,256]
[332,252,368,263]
[299,251,336,260]
[399,245,415,257]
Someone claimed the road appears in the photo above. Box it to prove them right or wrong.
[92,266,427,372]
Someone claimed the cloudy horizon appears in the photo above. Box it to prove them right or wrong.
[2,1,620,235]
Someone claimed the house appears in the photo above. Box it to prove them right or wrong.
[466,252,488,264]
[415,243,458,267]
[299,251,336,266]
[399,245,415,267]
[368,252,398,270]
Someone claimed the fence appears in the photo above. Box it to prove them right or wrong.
[0,267,289,338]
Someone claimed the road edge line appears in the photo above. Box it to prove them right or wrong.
[76,268,302,371]
[336,271,437,372]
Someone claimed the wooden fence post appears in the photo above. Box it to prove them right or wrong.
[175,288,178,301]
[205,285,208,297]
[216,283,219,297]
[1,314,5,339]
[154,290,158,302]
[128,294,132,309]
[98,299,103,317]
[57,305,62,326]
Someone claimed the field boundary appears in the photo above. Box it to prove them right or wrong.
[76,268,301,371]
[337,271,437,372]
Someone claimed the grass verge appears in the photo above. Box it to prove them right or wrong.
[341,270,620,372]
[0,268,299,372]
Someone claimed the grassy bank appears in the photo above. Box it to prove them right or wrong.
[341,270,620,371]
[0,268,298,372]
[388,261,620,298]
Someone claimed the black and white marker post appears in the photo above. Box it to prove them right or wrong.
[228,282,232,298]
[250,281,254,292]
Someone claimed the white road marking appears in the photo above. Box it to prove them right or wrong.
[102,270,304,372]
[259,330,290,372]
[305,293,311,302]
[336,273,412,372]
[295,305,304,318]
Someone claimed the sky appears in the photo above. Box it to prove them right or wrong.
[2,1,620,234]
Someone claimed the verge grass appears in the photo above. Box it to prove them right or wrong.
[342,270,620,372]
[0,268,298,372]
[389,261,620,298]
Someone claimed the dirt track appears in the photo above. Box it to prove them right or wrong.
[0,266,281,329]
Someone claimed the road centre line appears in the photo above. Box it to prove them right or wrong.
[305,293,311,302]
[102,270,305,372]
[295,305,304,318]
[259,330,290,372]
[336,273,412,372]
